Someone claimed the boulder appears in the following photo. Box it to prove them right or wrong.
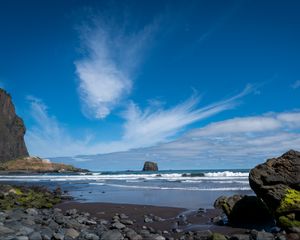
[249,150,300,232]
[0,88,29,162]
[214,195,274,228]
[142,161,158,171]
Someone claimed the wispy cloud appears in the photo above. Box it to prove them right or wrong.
[25,96,91,157]
[75,17,156,119]
[291,80,300,89]
[71,110,300,170]
[122,85,253,147]
[25,86,251,158]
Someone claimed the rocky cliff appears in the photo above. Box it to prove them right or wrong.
[0,88,29,162]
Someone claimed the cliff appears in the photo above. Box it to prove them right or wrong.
[0,88,29,162]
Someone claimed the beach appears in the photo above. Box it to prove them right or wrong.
[56,201,249,237]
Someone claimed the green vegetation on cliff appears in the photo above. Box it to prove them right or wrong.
[0,156,86,173]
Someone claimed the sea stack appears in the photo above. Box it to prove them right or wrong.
[142,161,158,171]
[0,88,29,162]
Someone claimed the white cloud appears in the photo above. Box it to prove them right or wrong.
[291,80,300,89]
[25,86,251,158]
[25,97,91,157]
[122,85,252,147]
[188,116,282,137]
[75,18,156,119]
[69,110,300,170]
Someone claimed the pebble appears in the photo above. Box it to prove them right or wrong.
[0,206,289,240]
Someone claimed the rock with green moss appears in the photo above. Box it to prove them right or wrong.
[211,233,227,240]
[276,189,300,232]
[249,150,300,232]
[0,184,62,210]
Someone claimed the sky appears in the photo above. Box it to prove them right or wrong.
[0,0,300,170]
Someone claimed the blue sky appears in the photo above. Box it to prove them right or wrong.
[1,0,300,170]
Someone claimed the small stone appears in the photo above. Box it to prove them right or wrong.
[126,229,142,240]
[256,231,274,240]
[154,235,165,240]
[53,232,64,240]
[0,225,14,234]
[85,219,97,225]
[101,230,123,240]
[25,208,38,216]
[112,221,126,229]
[120,219,134,225]
[65,228,79,239]
[16,237,29,240]
[119,213,129,219]
[17,226,34,235]
[28,232,42,240]
[144,217,153,223]
[40,227,53,240]
[230,234,250,240]
[211,233,227,240]
[153,216,164,222]
[66,209,77,216]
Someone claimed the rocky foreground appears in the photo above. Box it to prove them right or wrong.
[0,205,294,240]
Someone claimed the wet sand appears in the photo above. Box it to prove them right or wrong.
[56,201,249,237]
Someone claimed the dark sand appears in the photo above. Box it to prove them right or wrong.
[56,201,249,237]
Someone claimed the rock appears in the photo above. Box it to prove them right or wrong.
[144,216,153,223]
[125,229,142,240]
[101,229,123,240]
[0,225,14,234]
[214,194,274,227]
[120,219,134,225]
[194,230,212,239]
[142,161,158,171]
[230,235,250,240]
[40,227,53,240]
[211,233,227,240]
[0,88,29,163]
[111,221,126,230]
[16,237,29,240]
[249,150,300,231]
[65,228,80,239]
[53,232,64,240]
[17,226,34,235]
[25,208,38,216]
[28,232,42,240]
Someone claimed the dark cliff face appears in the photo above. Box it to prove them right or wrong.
[0,88,29,162]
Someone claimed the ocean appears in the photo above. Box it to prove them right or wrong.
[0,169,253,209]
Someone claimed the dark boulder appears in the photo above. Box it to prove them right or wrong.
[249,150,300,232]
[142,161,158,171]
[0,88,29,162]
[214,195,274,229]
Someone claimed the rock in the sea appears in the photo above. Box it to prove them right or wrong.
[142,161,158,171]
[249,150,300,231]
[0,88,29,162]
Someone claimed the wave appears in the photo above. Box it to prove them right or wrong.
[0,171,249,182]
[204,171,249,177]
[89,182,251,191]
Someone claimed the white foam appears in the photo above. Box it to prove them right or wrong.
[204,171,249,177]
[0,171,249,182]
[89,182,251,191]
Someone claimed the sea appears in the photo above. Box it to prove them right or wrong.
[0,169,253,209]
